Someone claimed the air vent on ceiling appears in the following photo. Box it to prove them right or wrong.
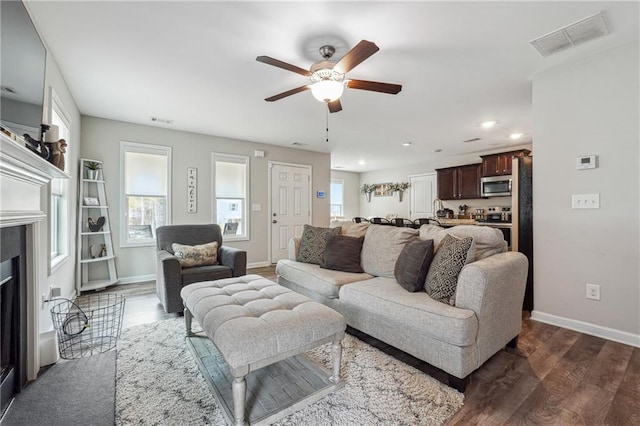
[150,116,174,125]
[1,85,18,94]
[530,11,609,58]
[463,137,482,143]
[291,142,308,147]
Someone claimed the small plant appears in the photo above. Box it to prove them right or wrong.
[84,161,102,170]
[360,183,375,194]
[389,182,410,192]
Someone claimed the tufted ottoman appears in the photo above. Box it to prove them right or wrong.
[180,274,346,425]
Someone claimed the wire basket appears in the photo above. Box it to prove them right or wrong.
[51,293,125,359]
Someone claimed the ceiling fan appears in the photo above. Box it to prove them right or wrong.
[256,40,402,113]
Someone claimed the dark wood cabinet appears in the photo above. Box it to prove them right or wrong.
[481,149,530,177]
[436,163,482,200]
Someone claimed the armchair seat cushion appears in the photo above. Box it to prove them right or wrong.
[181,264,233,285]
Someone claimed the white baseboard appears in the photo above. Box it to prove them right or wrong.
[118,274,156,285]
[39,329,59,367]
[531,310,640,348]
[247,261,272,269]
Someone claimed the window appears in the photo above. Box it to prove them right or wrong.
[330,178,344,218]
[49,90,70,270]
[120,142,171,247]
[212,153,249,240]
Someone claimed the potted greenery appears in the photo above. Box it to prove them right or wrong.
[360,183,375,202]
[85,161,102,180]
[390,182,410,202]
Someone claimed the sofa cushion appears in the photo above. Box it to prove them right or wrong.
[172,241,218,268]
[425,234,474,304]
[321,233,365,273]
[276,259,373,299]
[419,224,507,261]
[296,224,341,265]
[361,225,418,278]
[394,239,434,292]
[339,222,370,238]
[339,277,478,347]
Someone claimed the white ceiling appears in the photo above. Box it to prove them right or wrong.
[26,1,639,172]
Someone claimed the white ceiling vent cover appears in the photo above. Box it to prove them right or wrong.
[530,12,609,57]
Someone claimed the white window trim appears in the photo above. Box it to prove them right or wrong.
[212,152,250,242]
[120,141,172,247]
[330,178,345,218]
[49,87,71,273]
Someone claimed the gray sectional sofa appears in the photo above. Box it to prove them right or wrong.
[276,223,528,391]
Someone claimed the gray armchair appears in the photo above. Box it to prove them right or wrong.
[156,224,247,313]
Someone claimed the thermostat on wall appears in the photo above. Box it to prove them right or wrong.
[316,191,326,199]
[576,155,597,170]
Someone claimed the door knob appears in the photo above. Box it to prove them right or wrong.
[272,219,278,224]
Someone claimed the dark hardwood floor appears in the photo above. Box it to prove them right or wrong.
[101,266,639,425]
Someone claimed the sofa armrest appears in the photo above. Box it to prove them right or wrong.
[218,245,247,277]
[288,237,301,261]
[455,251,528,366]
[156,250,183,313]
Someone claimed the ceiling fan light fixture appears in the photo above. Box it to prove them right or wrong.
[311,80,345,102]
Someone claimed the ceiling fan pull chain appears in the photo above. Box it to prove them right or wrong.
[325,107,329,143]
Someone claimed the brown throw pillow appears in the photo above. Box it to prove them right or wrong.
[297,224,342,265]
[321,233,365,273]
[172,241,218,268]
[394,239,434,292]
[424,234,473,304]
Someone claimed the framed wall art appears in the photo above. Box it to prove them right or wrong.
[374,182,393,197]
[83,196,99,206]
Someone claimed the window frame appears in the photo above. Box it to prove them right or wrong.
[120,141,172,247]
[49,88,71,272]
[330,178,345,218]
[211,153,250,241]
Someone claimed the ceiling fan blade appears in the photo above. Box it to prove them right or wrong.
[334,40,380,74]
[347,79,402,95]
[265,85,310,102]
[256,56,311,76]
[328,99,342,113]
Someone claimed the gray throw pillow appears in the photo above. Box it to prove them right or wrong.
[297,224,341,265]
[321,233,365,273]
[394,239,434,292]
[425,234,474,304]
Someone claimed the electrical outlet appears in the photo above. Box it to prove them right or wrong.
[586,283,600,300]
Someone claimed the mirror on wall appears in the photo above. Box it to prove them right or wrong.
[0,1,46,140]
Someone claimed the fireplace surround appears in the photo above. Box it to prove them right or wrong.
[0,132,69,408]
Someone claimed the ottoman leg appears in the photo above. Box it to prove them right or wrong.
[184,307,194,337]
[329,339,342,384]
[232,376,247,426]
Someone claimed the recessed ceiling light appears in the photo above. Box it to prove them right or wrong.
[510,133,524,140]
[432,149,442,153]
[358,160,366,166]
[402,142,412,147]
[334,165,344,169]
[481,120,497,129]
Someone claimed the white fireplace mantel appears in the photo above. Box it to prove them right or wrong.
[1,131,70,380]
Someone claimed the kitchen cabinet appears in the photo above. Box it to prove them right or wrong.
[436,163,482,200]
[481,149,530,177]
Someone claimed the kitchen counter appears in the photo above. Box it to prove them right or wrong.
[433,218,512,228]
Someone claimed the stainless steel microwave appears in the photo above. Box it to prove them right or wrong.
[481,175,512,197]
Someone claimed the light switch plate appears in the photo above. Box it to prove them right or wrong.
[571,193,600,209]
[251,204,262,211]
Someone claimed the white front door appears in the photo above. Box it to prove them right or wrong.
[409,173,437,220]
[270,163,311,263]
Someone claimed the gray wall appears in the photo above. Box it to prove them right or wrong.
[80,117,331,280]
[331,170,361,219]
[532,41,639,339]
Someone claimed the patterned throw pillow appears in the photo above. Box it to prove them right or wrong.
[297,225,341,265]
[172,241,218,268]
[424,234,473,304]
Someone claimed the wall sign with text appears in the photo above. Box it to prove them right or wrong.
[188,167,197,213]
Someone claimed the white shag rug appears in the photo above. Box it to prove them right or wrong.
[116,318,463,425]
